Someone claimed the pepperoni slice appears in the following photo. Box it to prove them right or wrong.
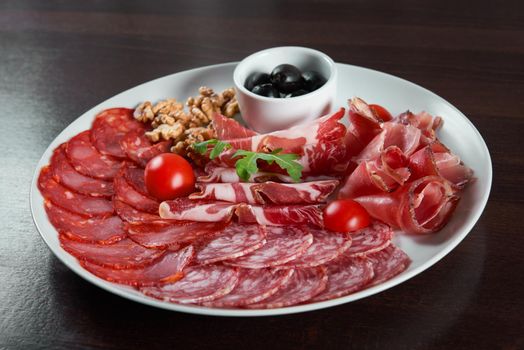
[366,244,411,286]
[204,268,295,308]
[81,245,194,287]
[120,129,171,167]
[59,234,165,269]
[113,198,161,223]
[247,267,328,309]
[91,108,145,158]
[140,265,239,304]
[311,256,374,302]
[50,144,114,197]
[38,166,114,218]
[66,130,123,180]
[114,169,159,214]
[280,228,352,268]
[126,221,228,249]
[347,221,393,257]
[195,223,267,265]
[223,226,313,269]
[44,200,125,244]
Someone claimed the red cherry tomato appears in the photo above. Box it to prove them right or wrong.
[144,153,195,201]
[369,104,393,122]
[323,199,371,233]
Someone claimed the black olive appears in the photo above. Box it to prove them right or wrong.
[251,83,280,98]
[270,64,303,93]
[302,70,326,91]
[244,72,271,91]
[285,89,309,98]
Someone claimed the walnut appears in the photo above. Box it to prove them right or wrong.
[134,101,154,122]
[145,123,184,142]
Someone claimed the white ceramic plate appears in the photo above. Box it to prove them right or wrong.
[30,62,492,317]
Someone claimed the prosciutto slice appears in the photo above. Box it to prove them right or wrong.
[343,97,383,159]
[190,180,338,204]
[212,113,258,140]
[159,198,237,222]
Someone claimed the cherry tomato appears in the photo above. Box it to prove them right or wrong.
[144,153,195,201]
[369,104,393,122]
[323,199,371,233]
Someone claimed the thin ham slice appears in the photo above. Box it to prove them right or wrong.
[81,245,194,287]
[120,129,171,166]
[114,169,159,214]
[367,244,411,285]
[198,164,311,183]
[159,198,237,222]
[113,198,161,223]
[212,113,258,140]
[347,222,393,257]
[343,97,383,160]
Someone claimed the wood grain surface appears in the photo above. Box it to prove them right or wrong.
[1,0,523,349]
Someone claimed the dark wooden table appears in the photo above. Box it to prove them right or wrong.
[1,1,523,349]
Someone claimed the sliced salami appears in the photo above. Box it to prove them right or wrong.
[347,221,393,257]
[66,130,123,180]
[224,226,313,269]
[38,166,114,218]
[81,245,194,286]
[126,221,228,249]
[91,108,145,158]
[114,170,159,214]
[50,144,114,197]
[120,129,171,166]
[140,265,239,304]
[44,200,125,244]
[280,228,353,268]
[59,234,165,269]
[312,256,374,302]
[204,268,295,308]
[122,166,149,197]
[113,199,162,223]
[366,244,411,286]
[247,267,328,309]
[195,223,267,264]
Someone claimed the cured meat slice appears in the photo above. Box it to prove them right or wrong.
[204,268,295,307]
[45,200,125,244]
[247,267,328,309]
[354,176,459,234]
[347,222,393,257]
[312,256,374,301]
[120,129,171,167]
[140,265,239,304]
[236,204,324,227]
[122,166,150,197]
[82,245,194,286]
[159,198,237,222]
[113,198,161,223]
[91,108,145,158]
[280,228,352,268]
[212,113,258,140]
[397,110,443,133]
[190,180,339,204]
[366,244,411,285]
[38,166,114,218]
[59,234,165,269]
[198,164,298,183]
[50,144,114,197]
[114,170,159,214]
[66,130,123,180]
[224,226,312,269]
[126,221,228,249]
[195,223,267,264]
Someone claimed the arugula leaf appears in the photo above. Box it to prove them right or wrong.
[233,149,303,182]
[192,139,218,154]
[192,139,231,159]
[209,141,231,159]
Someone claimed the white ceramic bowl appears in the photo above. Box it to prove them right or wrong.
[233,46,337,133]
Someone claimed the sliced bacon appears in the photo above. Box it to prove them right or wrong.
[114,169,159,214]
[82,245,194,287]
[190,180,338,204]
[347,222,393,257]
[236,203,324,227]
[120,129,171,167]
[50,144,114,198]
[354,176,459,234]
[159,198,237,222]
[38,166,114,218]
[367,244,411,285]
[66,130,123,180]
[212,113,258,140]
[113,198,161,223]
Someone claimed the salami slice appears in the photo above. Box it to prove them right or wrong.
[66,130,123,180]
[81,245,194,286]
[126,221,228,249]
[38,166,114,218]
[113,198,161,223]
[347,221,393,257]
[44,200,125,244]
[114,170,159,214]
[195,223,267,264]
[366,244,411,286]
[280,228,352,268]
[59,234,165,269]
[91,108,145,158]
[120,129,171,166]
[247,267,328,309]
[140,265,239,304]
[122,166,149,197]
[224,226,313,269]
[204,268,295,308]
[50,144,114,197]
[311,256,374,302]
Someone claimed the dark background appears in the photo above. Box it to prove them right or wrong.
[1,1,523,349]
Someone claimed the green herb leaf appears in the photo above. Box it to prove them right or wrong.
[192,139,218,154]
[233,149,303,182]
[209,141,231,159]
